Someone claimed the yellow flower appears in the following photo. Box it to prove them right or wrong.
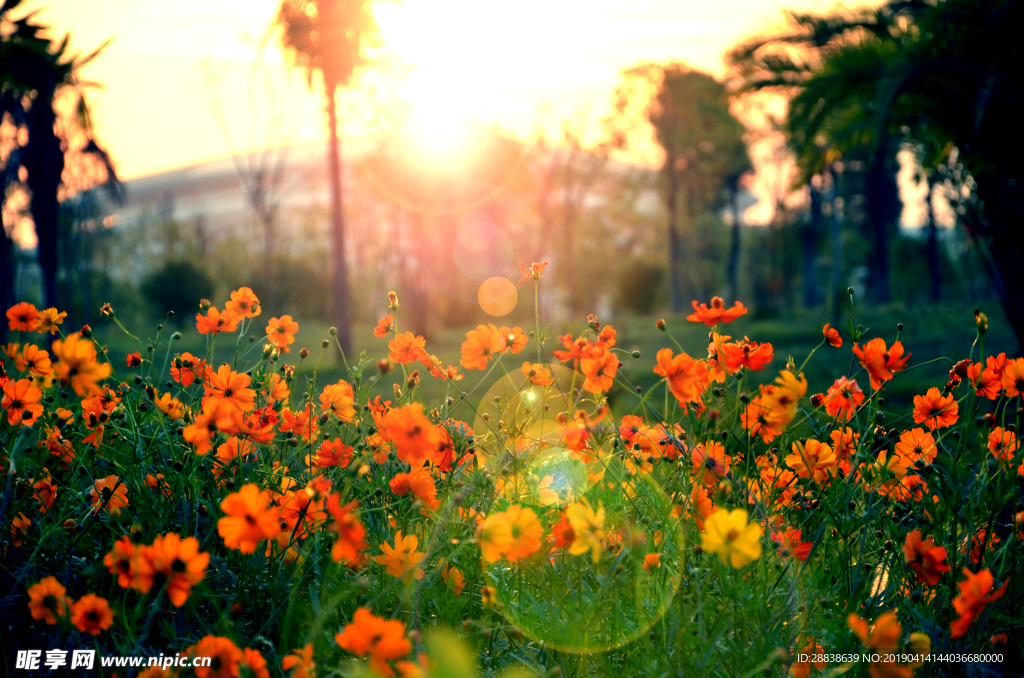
[565,502,605,562]
[701,508,762,568]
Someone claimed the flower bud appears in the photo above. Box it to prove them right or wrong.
[656,319,666,331]
[388,291,400,311]
[299,348,309,359]
[199,299,211,310]
[100,302,115,317]
[80,324,92,338]
[631,350,641,359]
[975,310,988,335]
[322,339,330,348]
[378,359,391,374]
[329,327,338,336]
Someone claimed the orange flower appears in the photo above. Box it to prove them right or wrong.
[852,338,910,390]
[1000,357,1024,397]
[689,483,717,530]
[517,261,549,286]
[51,332,111,395]
[71,594,114,635]
[902,529,950,586]
[912,387,958,429]
[552,333,590,363]
[320,380,356,421]
[104,536,137,588]
[154,391,186,420]
[204,363,256,413]
[741,395,783,443]
[336,608,412,678]
[967,361,1001,399]
[988,427,1019,460]
[822,376,864,421]
[691,441,731,486]
[389,470,439,511]
[374,531,426,581]
[439,559,466,595]
[822,323,842,347]
[505,504,543,562]
[196,306,241,335]
[89,475,129,515]
[791,637,826,678]
[847,612,913,678]
[478,512,514,563]
[460,323,504,370]
[786,439,836,485]
[326,495,367,566]
[31,473,56,513]
[266,315,299,350]
[950,568,1008,638]
[580,346,618,393]
[315,438,354,468]
[894,428,937,466]
[771,527,812,561]
[133,533,209,606]
[6,302,39,332]
[389,331,428,365]
[521,362,554,386]
[16,343,51,377]
[192,636,243,678]
[374,314,394,338]
[653,348,708,404]
[551,513,575,548]
[171,352,211,387]
[218,484,281,553]
[282,643,316,678]
[225,286,261,318]
[686,297,747,326]
[34,307,66,335]
[643,553,661,572]
[183,397,236,455]
[27,576,70,624]
[243,648,270,678]
[10,512,31,547]
[722,337,773,371]
[2,378,42,426]
[498,326,528,353]
[380,403,442,468]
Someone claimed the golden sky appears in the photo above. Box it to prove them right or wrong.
[23,0,868,181]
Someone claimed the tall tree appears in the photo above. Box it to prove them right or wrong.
[0,0,117,322]
[613,64,749,312]
[276,0,379,353]
[730,1,1024,342]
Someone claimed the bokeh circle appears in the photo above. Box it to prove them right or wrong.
[472,366,685,653]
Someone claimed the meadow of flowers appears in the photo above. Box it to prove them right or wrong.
[1,264,1022,678]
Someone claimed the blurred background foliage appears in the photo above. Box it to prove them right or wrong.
[2,0,1020,361]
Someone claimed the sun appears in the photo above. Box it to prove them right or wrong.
[375,0,482,164]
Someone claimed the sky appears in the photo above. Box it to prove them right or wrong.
[20,0,873,182]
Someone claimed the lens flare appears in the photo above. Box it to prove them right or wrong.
[477,277,518,316]
[471,366,685,653]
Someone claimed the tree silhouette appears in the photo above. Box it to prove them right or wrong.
[729,0,1024,344]
[0,0,119,325]
[275,0,380,354]
[614,64,750,312]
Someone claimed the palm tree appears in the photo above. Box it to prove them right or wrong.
[0,0,118,324]
[729,0,1024,345]
[276,0,379,354]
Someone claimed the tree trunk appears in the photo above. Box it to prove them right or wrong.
[828,169,844,327]
[803,179,824,308]
[864,152,897,304]
[666,161,685,313]
[23,79,63,312]
[325,80,352,354]
[972,173,1024,354]
[727,185,741,303]
[925,186,941,303]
